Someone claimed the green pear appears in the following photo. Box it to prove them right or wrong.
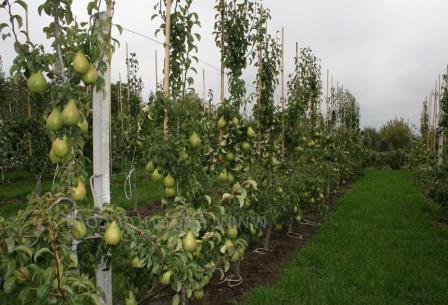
[73,51,90,74]
[62,99,81,125]
[182,230,197,252]
[52,137,69,158]
[71,180,87,201]
[82,64,98,85]
[46,108,63,131]
[104,221,121,246]
[27,70,46,93]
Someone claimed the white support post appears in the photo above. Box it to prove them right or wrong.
[92,11,112,305]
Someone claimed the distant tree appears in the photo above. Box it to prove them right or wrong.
[440,74,448,132]
[420,99,429,143]
[362,127,381,151]
[380,118,412,151]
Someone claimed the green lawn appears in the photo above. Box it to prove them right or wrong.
[0,168,161,217]
[241,169,448,305]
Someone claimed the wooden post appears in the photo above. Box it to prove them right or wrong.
[437,74,443,165]
[280,27,285,159]
[92,11,113,305]
[427,93,433,148]
[163,0,173,141]
[326,69,330,127]
[295,42,299,59]
[155,49,158,92]
[125,43,130,102]
[118,73,124,132]
[220,0,226,106]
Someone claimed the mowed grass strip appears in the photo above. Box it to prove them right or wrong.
[241,169,448,305]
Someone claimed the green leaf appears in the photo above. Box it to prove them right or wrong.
[34,248,51,262]
[5,237,15,253]
[0,23,8,33]
[15,0,27,11]
[3,276,16,294]
[115,24,123,34]
[13,15,23,28]
[15,245,33,259]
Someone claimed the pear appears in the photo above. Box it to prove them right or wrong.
[164,187,176,198]
[228,225,238,240]
[46,108,63,131]
[227,173,235,184]
[231,117,239,126]
[62,99,81,125]
[217,116,227,129]
[159,270,173,285]
[72,51,90,74]
[226,152,234,161]
[249,223,257,236]
[131,257,144,269]
[224,239,234,250]
[230,252,240,263]
[194,289,204,300]
[27,70,47,93]
[218,171,229,183]
[151,169,163,182]
[104,221,121,246]
[163,174,175,188]
[71,180,87,201]
[82,64,98,85]
[145,161,155,173]
[247,127,255,138]
[241,141,250,152]
[49,149,63,164]
[182,230,197,252]
[71,220,87,240]
[271,157,281,167]
[52,137,69,158]
[189,132,202,147]
[77,118,89,135]
[125,291,137,305]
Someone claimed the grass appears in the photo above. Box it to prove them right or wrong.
[241,169,448,305]
[0,168,161,218]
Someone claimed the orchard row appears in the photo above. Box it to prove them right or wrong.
[0,1,363,305]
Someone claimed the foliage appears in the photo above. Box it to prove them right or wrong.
[379,118,412,151]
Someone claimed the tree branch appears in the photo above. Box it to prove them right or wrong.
[52,0,68,83]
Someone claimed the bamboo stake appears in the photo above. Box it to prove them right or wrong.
[26,6,32,157]
[202,68,206,105]
[163,0,173,141]
[155,49,158,91]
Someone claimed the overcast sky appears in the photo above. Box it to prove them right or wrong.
[1,0,447,128]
